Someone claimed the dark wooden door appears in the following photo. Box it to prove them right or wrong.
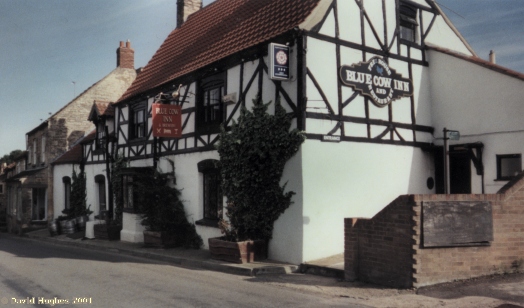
[449,152,471,194]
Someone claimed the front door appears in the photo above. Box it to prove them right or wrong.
[32,188,47,221]
[449,151,471,194]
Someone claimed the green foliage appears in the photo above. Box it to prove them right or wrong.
[63,169,91,219]
[136,168,203,249]
[111,155,127,225]
[0,149,23,165]
[216,96,305,242]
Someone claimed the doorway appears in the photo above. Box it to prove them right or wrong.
[32,188,47,221]
[449,148,471,194]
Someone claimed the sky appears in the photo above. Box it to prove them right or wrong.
[0,0,522,157]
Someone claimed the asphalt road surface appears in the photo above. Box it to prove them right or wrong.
[0,235,366,308]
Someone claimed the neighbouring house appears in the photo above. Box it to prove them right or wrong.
[61,0,523,265]
[5,41,137,233]
[0,162,10,232]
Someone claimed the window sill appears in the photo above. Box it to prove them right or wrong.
[122,208,140,214]
[195,218,219,228]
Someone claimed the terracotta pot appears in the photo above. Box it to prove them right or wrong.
[143,230,179,248]
[208,237,267,264]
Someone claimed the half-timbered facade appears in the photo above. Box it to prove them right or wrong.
[92,0,524,264]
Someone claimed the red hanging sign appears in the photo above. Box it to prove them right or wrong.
[152,103,182,138]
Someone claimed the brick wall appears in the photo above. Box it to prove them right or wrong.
[345,178,524,288]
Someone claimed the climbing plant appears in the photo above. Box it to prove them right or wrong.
[67,168,89,218]
[111,154,127,225]
[216,96,305,242]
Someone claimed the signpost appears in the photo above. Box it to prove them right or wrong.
[443,128,460,194]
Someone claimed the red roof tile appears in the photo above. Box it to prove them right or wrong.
[95,101,115,117]
[118,0,320,102]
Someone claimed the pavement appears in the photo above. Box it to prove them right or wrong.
[18,228,343,278]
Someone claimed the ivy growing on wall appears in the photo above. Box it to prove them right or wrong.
[136,168,203,249]
[216,96,305,242]
[111,154,127,225]
[66,168,89,218]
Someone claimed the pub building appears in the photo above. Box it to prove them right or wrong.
[58,0,524,264]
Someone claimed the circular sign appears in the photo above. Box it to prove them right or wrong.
[275,50,288,65]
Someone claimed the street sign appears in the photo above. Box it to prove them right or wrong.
[447,130,460,140]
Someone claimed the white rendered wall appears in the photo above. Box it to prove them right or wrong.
[52,164,80,219]
[428,50,524,193]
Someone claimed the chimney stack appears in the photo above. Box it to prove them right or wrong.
[117,40,134,69]
[177,0,202,28]
[489,50,496,64]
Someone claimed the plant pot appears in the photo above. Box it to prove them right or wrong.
[94,223,121,241]
[143,230,179,248]
[208,237,267,264]
[75,215,89,231]
[62,219,77,235]
[48,220,60,236]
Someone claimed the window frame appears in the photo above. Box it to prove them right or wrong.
[496,154,522,181]
[399,3,418,44]
[95,175,107,212]
[129,103,147,141]
[196,159,223,227]
[196,72,226,134]
[63,176,71,210]
[96,121,106,150]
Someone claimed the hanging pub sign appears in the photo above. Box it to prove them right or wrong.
[269,43,290,80]
[152,103,182,138]
[339,56,413,107]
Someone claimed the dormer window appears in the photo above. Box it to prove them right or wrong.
[96,122,106,150]
[399,4,418,43]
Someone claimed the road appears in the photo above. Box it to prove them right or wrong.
[0,235,365,308]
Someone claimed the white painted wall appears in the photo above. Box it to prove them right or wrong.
[52,164,79,219]
[429,49,524,193]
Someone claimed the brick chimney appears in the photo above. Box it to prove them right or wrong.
[177,0,202,28]
[117,40,134,69]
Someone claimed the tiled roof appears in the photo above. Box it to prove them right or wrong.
[52,131,95,165]
[52,143,83,165]
[94,101,115,117]
[118,0,320,102]
[427,44,524,82]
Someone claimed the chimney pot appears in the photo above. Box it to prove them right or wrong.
[117,40,134,69]
[489,50,496,64]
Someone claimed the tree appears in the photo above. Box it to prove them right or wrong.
[0,149,23,165]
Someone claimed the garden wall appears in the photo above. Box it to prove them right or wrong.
[345,175,524,288]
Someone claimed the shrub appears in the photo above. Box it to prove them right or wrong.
[217,96,305,242]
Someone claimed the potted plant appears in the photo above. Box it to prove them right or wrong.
[211,96,305,263]
[136,168,202,249]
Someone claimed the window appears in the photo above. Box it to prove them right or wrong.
[123,174,134,211]
[129,104,146,139]
[196,159,222,226]
[96,122,106,150]
[399,4,418,43]
[32,139,37,165]
[28,146,32,165]
[497,154,522,180]
[95,175,106,211]
[41,136,46,164]
[63,177,71,210]
[0,183,4,194]
[197,73,225,133]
